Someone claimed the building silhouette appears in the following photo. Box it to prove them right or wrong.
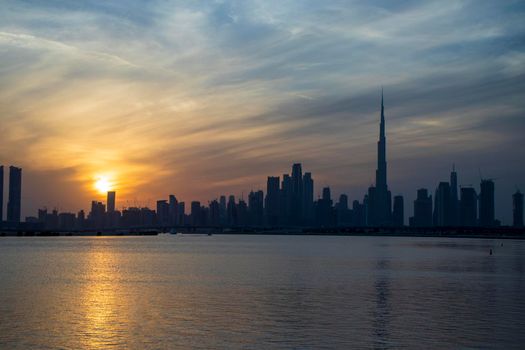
[479,179,495,227]
[157,200,169,226]
[367,90,392,226]
[89,201,105,228]
[265,176,280,226]
[0,165,3,223]
[178,202,185,225]
[302,172,314,224]
[459,187,477,226]
[191,201,201,226]
[392,195,404,227]
[291,163,303,225]
[336,194,351,226]
[450,165,459,226]
[7,166,22,224]
[169,195,178,225]
[281,174,292,225]
[107,191,116,213]
[434,182,451,226]
[248,190,264,226]
[316,187,335,226]
[513,190,523,228]
[410,188,433,227]
[226,197,236,226]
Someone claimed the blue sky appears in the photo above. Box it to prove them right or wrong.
[0,0,524,223]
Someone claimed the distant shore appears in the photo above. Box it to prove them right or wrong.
[1,227,524,239]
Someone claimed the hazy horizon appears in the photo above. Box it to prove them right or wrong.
[1,1,524,224]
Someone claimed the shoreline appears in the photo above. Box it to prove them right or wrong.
[1,229,524,240]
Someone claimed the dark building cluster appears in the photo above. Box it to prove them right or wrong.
[1,92,524,231]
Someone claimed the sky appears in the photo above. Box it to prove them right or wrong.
[0,0,524,224]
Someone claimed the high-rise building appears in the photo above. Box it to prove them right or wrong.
[227,195,237,226]
[291,163,303,224]
[89,201,105,228]
[410,188,433,227]
[281,174,292,225]
[392,195,404,227]
[178,202,185,225]
[450,165,459,226]
[351,200,364,227]
[513,190,523,228]
[209,200,220,226]
[107,191,116,213]
[169,195,178,225]
[219,195,227,224]
[336,194,351,226]
[0,165,3,223]
[191,201,201,226]
[434,182,451,226]
[479,179,495,227]
[248,190,264,226]
[156,200,169,226]
[368,90,392,226]
[302,172,314,223]
[459,187,477,226]
[315,187,334,227]
[7,166,22,223]
[265,176,280,226]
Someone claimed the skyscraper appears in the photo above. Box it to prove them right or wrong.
[0,165,3,223]
[392,195,404,227]
[291,163,303,224]
[450,165,459,226]
[410,188,433,227]
[479,179,495,227]
[434,182,451,226]
[316,187,334,227]
[219,195,226,224]
[157,200,169,226]
[107,191,116,213]
[336,194,351,226]
[191,201,201,226]
[302,172,314,223]
[281,174,292,225]
[248,190,264,226]
[459,187,477,226]
[227,195,237,226]
[368,90,392,226]
[7,166,22,224]
[169,194,178,225]
[513,190,523,228]
[265,176,280,226]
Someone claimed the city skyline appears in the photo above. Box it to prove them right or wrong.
[2,93,523,229]
[1,1,524,224]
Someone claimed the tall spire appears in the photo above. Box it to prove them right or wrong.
[380,86,385,139]
[371,87,391,226]
[376,88,387,190]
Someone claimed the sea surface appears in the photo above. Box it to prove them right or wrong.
[0,235,524,349]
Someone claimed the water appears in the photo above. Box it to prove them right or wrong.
[0,235,524,349]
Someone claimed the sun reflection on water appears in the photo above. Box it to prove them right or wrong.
[80,241,128,349]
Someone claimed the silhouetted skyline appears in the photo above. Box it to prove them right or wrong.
[2,93,523,231]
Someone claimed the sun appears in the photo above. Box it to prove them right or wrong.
[94,176,112,194]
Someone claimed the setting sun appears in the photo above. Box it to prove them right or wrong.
[94,176,113,194]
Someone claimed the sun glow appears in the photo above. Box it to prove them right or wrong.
[94,176,113,194]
